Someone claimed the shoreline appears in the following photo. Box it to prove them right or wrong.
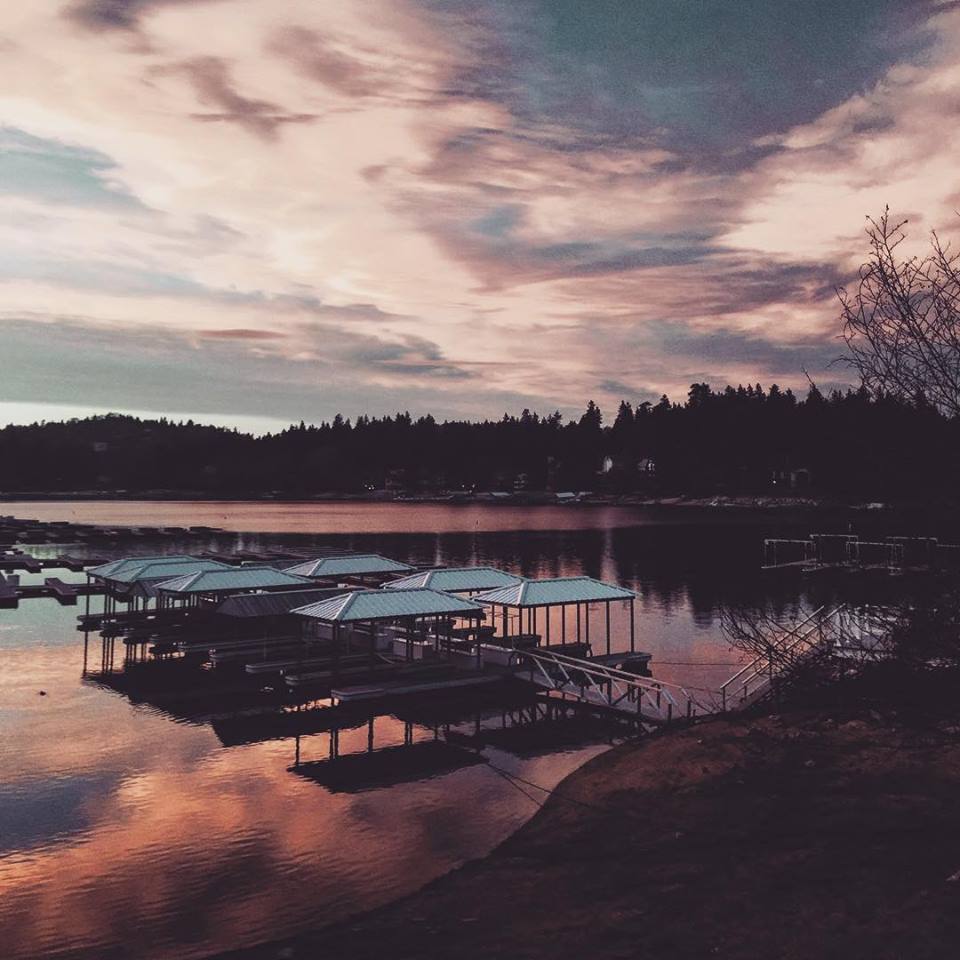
[0,491,938,516]
[0,491,875,509]
[213,698,960,960]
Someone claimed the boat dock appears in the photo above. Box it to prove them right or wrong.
[763,532,960,575]
[0,571,105,607]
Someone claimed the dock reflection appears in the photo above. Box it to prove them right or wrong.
[82,628,639,797]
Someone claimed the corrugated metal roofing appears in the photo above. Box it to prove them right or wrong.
[292,587,487,623]
[88,555,197,579]
[472,576,636,607]
[285,554,414,578]
[384,566,522,594]
[217,588,345,618]
[156,567,315,594]
[112,558,231,584]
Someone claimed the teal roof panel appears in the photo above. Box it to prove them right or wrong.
[292,587,487,623]
[472,576,636,608]
[113,558,231,584]
[156,567,314,594]
[384,566,522,594]
[88,555,197,579]
[285,554,414,578]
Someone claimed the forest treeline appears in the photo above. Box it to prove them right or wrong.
[1,383,958,499]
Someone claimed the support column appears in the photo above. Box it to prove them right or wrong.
[605,600,611,656]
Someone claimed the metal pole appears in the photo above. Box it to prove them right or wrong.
[333,623,340,681]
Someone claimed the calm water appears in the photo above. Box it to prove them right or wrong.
[4,499,672,534]
[1,502,832,959]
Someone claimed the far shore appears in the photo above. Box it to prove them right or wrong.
[0,489,928,512]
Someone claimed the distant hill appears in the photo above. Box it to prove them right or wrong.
[1,385,957,500]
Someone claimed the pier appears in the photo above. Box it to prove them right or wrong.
[0,570,105,608]
[45,545,901,740]
[763,532,960,575]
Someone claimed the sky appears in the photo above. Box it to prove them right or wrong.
[1,0,960,433]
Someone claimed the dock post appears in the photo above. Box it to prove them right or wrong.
[605,601,611,656]
[333,624,341,682]
[629,598,636,653]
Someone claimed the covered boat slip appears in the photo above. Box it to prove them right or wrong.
[81,551,657,716]
[154,567,318,611]
[471,576,641,662]
[289,588,491,697]
[283,553,414,586]
[383,566,522,595]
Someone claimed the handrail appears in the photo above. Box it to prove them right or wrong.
[734,607,844,686]
[718,605,846,709]
[499,644,693,697]
[719,605,828,692]
[500,644,702,715]
[732,622,822,689]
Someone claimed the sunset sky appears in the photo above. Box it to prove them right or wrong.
[2,0,960,432]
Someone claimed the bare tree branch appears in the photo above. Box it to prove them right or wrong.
[839,208,960,417]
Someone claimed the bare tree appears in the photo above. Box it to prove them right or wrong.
[839,208,960,417]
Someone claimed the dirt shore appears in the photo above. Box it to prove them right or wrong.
[216,700,960,960]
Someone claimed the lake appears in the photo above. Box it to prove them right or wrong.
[0,502,830,959]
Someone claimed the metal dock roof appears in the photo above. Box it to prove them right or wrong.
[110,558,231,584]
[292,587,487,623]
[156,567,315,595]
[384,566,522,593]
[472,576,636,607]
[217,587,345,618]
[88,555,198,579]
[285,554,414,578]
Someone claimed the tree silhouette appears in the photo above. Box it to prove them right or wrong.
[840,208,960,417]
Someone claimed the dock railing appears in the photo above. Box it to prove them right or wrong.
[719,605,846,711]
[490,643,705,723]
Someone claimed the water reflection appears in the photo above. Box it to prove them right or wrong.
[2,506,842,960]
